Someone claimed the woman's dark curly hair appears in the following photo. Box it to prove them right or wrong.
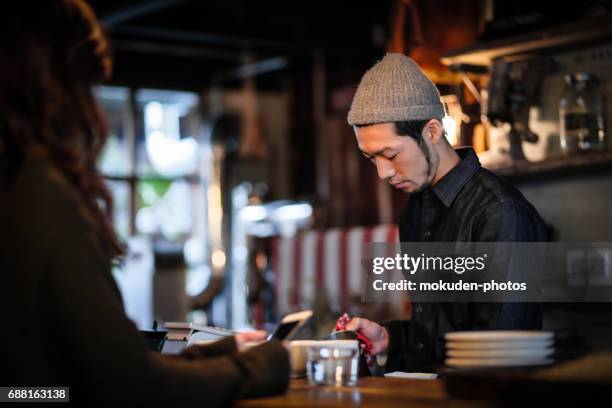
[0,0,122,259]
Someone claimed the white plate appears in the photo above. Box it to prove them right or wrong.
[446,339,554,350]
[445,331,553,342]
[447,347,554,358]
[445,357,554,367]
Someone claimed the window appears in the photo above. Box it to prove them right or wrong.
[96,86,211,328]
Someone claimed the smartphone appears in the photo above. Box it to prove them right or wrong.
[268,310,313,341]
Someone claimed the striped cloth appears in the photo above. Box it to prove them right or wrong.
[271,224,402,317]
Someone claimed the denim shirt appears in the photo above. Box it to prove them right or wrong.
[384,148,548,372]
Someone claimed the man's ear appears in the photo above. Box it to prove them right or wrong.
[423,119,445,145]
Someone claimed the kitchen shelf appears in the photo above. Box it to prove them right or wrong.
[441,15,612,66]
[484,150,612,183]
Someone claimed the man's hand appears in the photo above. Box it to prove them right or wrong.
[345,317,389,355]
[235,330,267,350]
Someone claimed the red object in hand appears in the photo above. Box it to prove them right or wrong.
[335,313,374,356]
[335,313,351,331]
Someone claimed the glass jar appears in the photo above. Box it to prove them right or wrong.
[306,340,359,386]
[559,72,606,155]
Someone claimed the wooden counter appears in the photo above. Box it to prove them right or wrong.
[238,377,493,408]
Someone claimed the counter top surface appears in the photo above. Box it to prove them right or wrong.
[237,377,491,407]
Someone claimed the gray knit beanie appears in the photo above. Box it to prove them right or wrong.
[347,53,445,126]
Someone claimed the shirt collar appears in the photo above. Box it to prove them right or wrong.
[429,147,481,208]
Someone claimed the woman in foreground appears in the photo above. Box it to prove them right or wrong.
[0,1,288,405]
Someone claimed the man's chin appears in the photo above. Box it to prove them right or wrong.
[405,182,429,194]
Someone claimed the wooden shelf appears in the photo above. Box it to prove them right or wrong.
[484,150,612,182]
[441,15,612,66]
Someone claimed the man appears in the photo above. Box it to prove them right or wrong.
[345,53,547,372]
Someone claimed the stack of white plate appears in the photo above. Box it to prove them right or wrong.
[445,331,555,368]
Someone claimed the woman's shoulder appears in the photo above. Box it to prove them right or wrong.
[6,157,69,210]
[6,156,113,273]
[1,155,96,245]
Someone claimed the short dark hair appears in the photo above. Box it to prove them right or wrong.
[394,120,430,165]
[356,119,430,153]
[393,120,429,144]
[355,119,429,141]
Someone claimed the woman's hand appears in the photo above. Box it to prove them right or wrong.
[345,317,389,355]
[234,330,268,351]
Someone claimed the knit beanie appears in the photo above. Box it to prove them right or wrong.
[347,53,445,126]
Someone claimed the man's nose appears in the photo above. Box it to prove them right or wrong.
[375,158,395,180]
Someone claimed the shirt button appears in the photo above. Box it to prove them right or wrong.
[416,341,424,350]
[415,305,423,314]
[424,230,432,238]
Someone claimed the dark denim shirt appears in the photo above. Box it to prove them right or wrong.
[384,148,548,372]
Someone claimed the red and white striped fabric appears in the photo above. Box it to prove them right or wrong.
[271,224,400,317]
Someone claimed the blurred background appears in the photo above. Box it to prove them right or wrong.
[86,0,612,345]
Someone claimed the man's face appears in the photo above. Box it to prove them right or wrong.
[355,122,437,193]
